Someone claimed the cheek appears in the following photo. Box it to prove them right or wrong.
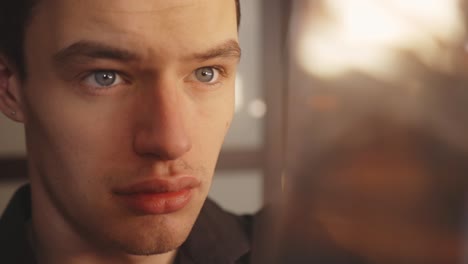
[194,93,234,144]
[188,92,234,165]
[23,79,134,184]
[29,94,109,148]
[197,121,232,173]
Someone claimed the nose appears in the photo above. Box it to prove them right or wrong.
[133,80,192,160]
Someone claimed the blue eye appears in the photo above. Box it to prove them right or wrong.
[83,71,124,88]
[95,71,116,86]
[194,67,219,83]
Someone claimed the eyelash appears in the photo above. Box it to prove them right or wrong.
[213,66,228,78]
[76,70,128,95]
[77,65,229,94]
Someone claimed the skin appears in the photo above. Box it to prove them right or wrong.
[0,0,240,263]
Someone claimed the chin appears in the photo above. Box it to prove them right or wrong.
[97,212,195,256]
[117,235,182,256]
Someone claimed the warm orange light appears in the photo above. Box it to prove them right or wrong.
[296,0,465,80]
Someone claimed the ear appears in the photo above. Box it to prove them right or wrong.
[0,55,26,123]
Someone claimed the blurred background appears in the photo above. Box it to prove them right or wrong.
[4,0,468,263]
[257,0,468,264]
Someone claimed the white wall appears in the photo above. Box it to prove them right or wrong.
[0,113,26,157]
[209,170,263,214]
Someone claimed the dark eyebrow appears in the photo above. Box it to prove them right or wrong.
[190,39,241,61]
[52,39,241,67]
[53,41,141,65]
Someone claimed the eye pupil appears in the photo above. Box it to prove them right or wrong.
[195,67,215,82]
[95,71,116,86]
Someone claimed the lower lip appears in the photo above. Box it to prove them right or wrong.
[119,189,193,214]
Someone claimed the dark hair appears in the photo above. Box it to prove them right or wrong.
[0,0,241,79]
[236,0,241,28]
[0,0,38,78]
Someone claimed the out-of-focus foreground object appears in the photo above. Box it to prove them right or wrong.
[255,1,468,263]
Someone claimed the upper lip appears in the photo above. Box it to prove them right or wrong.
[114,176,201,195]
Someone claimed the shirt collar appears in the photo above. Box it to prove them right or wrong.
[179,199,251,263]
[0,184,36,264]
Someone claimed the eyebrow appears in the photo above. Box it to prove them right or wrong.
[190,39,242,61]
[53,41,141,65]
[53,39,241,66]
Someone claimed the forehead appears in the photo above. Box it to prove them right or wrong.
[25,0,238,60]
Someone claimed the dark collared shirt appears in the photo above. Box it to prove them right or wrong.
[0,185,252,264]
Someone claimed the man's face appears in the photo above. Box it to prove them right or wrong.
[20,0,239,255]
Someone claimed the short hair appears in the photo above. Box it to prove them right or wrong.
[0,0,241,79]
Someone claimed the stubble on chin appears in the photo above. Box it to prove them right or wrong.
[88,196,204,257]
